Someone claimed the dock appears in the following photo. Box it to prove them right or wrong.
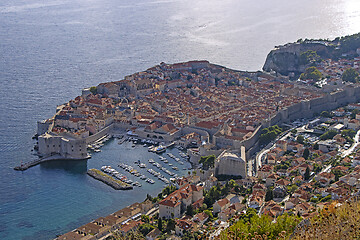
[14,159,43,171]
[87,169,133,190]
[166,142,175,148]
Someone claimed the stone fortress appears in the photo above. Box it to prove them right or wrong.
[35,59,360,179]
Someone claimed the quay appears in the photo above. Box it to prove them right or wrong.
[87,168,133,190]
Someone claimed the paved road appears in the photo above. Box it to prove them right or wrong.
[254,128,294,176]
[341,129,360,157]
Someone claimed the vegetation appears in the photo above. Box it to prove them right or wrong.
[259,125,283,145]
[265,188,273,201]
[204,180,238,206]
[334,32,360,56]
[138,223,154,236]
[331,168,345,182]
[186,205,194,216]
[341,129,356,143]
[299,50,322,65]
[220,209,301,240]
[302,148,310,160]
[350,109,360,119]
[157,217,163,232]
[342,68,359,83]
[304,166,310,180]
[320,129,338,140]
[199,155,216,170]
[320,110,332,118]
[89,86,97,94]
[296,135,305,144]
[300,66,322,81]
[292,200,360,240]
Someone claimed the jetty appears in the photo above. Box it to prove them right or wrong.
[14,159,43,171]
[87,168,133,190]
[13,154,91,171]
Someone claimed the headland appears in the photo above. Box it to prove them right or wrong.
[48,32,360,239]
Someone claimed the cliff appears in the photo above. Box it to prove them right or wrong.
[262,41,330,75]
[263,32,360,75]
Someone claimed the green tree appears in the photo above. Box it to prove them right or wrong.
[313,163,322,173]
[265,188,273,201]
[204,209,213,220]
[303,148,310,160]
[259,125,282,145]
[341,129,356,139]
[320,129,338,140]
[331,168,345,182]
[138,223,155,236]
[313,142,319,150]
[186,205,194,216]
[166,219,176,233]
[342,68,359,83]
[220,212,300,240]
[351,109,360,119]
[304,166,310,180]
[299,50,321,65]
[89,86,97,94]
[157,217,163,232]
[320,111,332,118]
[300,66,322,81]
[141,215,150,223]
[297,135,305,144]
[199,155,216,170]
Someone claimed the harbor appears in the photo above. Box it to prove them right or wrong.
[81,136,192,191]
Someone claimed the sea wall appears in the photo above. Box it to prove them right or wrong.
[86,124,114,144]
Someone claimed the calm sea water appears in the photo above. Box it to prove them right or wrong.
[0,0,359,239]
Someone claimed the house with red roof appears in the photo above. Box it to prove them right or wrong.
[159,184,203,219]
[175,219,195,236]
[213,198,230,214]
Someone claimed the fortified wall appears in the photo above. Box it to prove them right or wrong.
[226,85,360,159]
[262,85,360,128]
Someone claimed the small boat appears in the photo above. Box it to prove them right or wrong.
[139,163,146,168]
[133,181,142,187]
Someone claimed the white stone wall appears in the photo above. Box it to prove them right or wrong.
[215,151,247,178]
[38,133,87,159]
[159,204,181,219]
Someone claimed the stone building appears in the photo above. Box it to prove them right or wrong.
[215,147,247,178]
[38,132,88,159]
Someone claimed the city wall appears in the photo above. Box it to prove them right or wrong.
[86,124,114,144]
[247,85,360,154]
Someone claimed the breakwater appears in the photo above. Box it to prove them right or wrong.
[14,159,43,171]
[87,169,133,190]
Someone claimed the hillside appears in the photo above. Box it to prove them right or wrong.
[292,199,360,240]
[217,199,360,240]
[263,32,360,75]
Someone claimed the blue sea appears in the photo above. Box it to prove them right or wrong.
[0,0,359,239]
